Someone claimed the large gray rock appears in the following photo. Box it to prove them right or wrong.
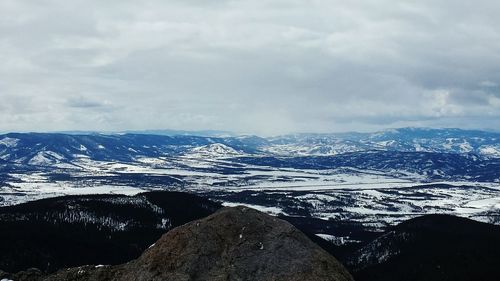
[42,206,354,281]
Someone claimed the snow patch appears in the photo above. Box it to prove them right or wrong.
[222,202,287,216]
[29,152,53,166]
[316,234,360,245]
[479,145,500,157]
[185,143,243,158]
[28,151,65,166]
[0,137,19,148]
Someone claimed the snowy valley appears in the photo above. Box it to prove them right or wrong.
[0,128,499,231]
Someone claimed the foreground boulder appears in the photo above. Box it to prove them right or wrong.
[40,206,353,281]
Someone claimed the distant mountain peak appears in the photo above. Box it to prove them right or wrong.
[0,137,19,148]
[186,143,243,158]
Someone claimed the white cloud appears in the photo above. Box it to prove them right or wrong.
[0,0,499,134]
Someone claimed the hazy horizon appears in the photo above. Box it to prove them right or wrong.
[1,126,499,138]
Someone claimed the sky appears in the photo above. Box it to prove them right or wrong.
[0,0,499,135]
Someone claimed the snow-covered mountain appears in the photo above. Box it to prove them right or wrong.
[1,128,499,165]
[183,143,245,158]
[0,127,499,230]
[0,133,252,165]
[263,128,500,157]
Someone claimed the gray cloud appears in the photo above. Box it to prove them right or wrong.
[66,96,111,109]
[0,0,499,134]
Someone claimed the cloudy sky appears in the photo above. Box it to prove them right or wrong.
[0,0,499,135]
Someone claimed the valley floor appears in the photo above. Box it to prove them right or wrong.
[2,155,499,234]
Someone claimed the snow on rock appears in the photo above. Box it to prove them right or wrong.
[262,143,361,156]
[221,202,287,216]
[0,137,19,148]
[479,145,500,158]
[45,151,65,160]
[316,234,361,246]
[29,152,54,166]
[185,143,243,158]
[458,141,473,153]
[28,151,66,166]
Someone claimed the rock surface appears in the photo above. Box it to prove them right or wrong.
[15,206,353,281]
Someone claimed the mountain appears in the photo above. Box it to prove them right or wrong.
[2,128,500,165]
[0,133,259,165]
[3,206,354,281]
[0,191,221,273]
[346,214,500,281]
[264,128,500,157]
[184,143,246,158]
[1,128,499,168]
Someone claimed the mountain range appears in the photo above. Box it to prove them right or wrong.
[1,128,500,162]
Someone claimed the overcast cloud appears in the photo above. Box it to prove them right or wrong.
[0,0,499,135]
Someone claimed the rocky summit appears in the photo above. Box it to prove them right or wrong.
[4,206,353,281]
